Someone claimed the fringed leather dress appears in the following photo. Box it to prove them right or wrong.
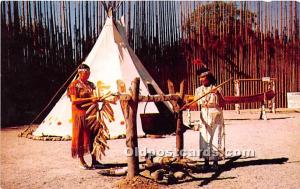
[195,85,225,161]
[68,79,95,158]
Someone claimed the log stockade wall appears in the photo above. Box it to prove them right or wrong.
[181,2,300,110]
[1,1,300,126]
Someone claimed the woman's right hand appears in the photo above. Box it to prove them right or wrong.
[92,96,100,103]
[188,103,198,111]
[193,125,200,131]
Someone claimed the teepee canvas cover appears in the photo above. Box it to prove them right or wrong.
[33,17,170,138]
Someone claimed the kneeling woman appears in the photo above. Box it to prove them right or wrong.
[67,63,100,169]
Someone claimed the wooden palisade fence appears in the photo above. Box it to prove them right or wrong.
[1,1,300,126]
[181,1,300,110]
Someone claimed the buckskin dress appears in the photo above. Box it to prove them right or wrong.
[68,79,95,158]
[195,85,225,161]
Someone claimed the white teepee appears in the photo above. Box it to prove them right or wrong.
[33,16,171,139]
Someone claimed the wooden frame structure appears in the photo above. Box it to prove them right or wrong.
[117,78,185,178]
[234,78,276,119]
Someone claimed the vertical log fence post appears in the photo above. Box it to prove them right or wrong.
[176,81,185,159]
[167,80,185,159]
[126,77,140,178]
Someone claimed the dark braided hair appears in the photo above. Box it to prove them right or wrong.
[196,67,217,85]
[78,63,90,71]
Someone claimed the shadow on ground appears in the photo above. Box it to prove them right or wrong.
[196,156,289,187]
[95,156,289,187]
[225,117,293,121]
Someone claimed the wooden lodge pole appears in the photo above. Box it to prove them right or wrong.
[176,81,185,159]
[126,78,140,178]
[167,80,185,159]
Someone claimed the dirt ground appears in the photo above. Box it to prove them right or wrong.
[1,110,300,189]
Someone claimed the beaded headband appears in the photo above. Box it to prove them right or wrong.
[199,71,210,78]
[78,68,90,72]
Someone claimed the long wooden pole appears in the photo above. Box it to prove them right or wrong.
[126,78,140,179]
[168,80,185,159]
[181,78,233,111]
[176,81,185,159]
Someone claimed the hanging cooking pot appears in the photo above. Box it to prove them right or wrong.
[140,100,176,135]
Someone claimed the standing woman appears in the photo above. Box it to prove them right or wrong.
[194,67,225,170]
[67,63,100,169]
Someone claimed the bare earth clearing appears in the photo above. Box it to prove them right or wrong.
[1,110,300,189]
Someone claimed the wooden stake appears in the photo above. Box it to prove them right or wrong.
[176,81,185,159]
[126,77,140,178]
[167,80,185,159]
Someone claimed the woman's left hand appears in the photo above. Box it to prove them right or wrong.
[92,96,100,103]
[210,87,218,94]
